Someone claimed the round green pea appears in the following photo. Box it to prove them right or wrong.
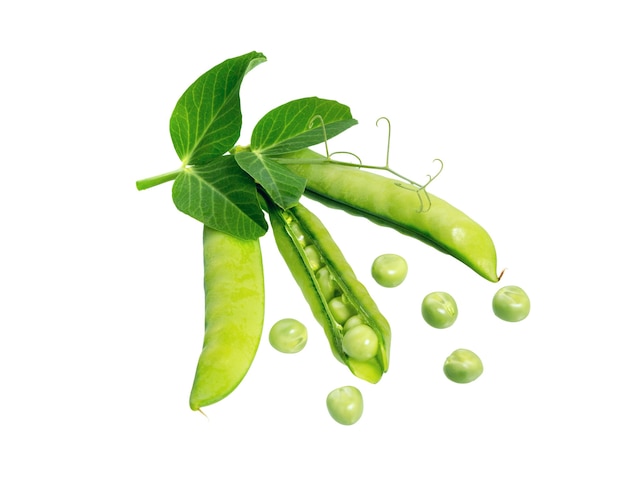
[326,386,363,425]
[421,291,458,328]
[443,349,483,383]
[342,324,379,361]
[492,285,530,322]
[371,253,408,288]
[328,296,356,324]
[343,314,364,332]
[268,318,308,353]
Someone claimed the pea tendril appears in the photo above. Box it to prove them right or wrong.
[296,115,445,213]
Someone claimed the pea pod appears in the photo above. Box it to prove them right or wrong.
[267,200,391,383]
[281,149,499,282]
[189,226,264,410]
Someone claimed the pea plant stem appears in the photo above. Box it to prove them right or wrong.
[136,168,182,190]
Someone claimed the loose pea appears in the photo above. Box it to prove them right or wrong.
[326,386,363,425]
[342,324,379,361]
[421,291,458,329]
[371,253,408,288]
[269,318,308,353]
[328,296,356,324]
[443,349,483,383]
[492,285,530,322]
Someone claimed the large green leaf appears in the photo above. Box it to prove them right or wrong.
[250,97,357,155]
[234,151,306,209]
[170,51,266,165]
[172,155,267,239]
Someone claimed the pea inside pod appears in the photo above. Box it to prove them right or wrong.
[267,200,391,384]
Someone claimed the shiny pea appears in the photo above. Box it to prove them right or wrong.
[269,318,308,353]
[326,386,364,425]
[303,244,322,272]
[421,291,458,329]
[328,296,356,324]
[343,314,364,332]
[371,253,408,287]
[443,349,483,384]
[342,324,379,361]
[492,285,530,322]
[316,266,339,301]
[289,221,310,246]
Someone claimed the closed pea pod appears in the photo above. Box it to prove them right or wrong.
[280,149,500,282]
[189,226,265,411]
[267,200,391,384]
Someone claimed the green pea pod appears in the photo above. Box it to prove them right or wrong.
[189,226,265,410]
[267,200,391,384]
[281,149,500,282]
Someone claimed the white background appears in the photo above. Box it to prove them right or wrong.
[2,1,625,493]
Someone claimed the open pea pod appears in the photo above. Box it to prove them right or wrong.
[280,149,500,282]
[267,200,391,384]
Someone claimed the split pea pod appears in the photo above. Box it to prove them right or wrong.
[189,226,264,410]
[281,149,499,282]
[267,200,391,384]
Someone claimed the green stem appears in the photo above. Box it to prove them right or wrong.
[135,168,182,190]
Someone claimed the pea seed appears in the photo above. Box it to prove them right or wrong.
[343,314,364,331]
[304,244,322,272]
[289,221,310,246]
[326,386,363,425]
[371,253,408,287]
[342,324,378,361]
[316,266,339,301]
[492,285,530,322]
[328,296,356,324]
[443,349,483,383]
[421,291,458,329]
[269,318,308,353]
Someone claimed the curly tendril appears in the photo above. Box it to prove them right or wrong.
[309,115,444,213]
[308,114,330,159]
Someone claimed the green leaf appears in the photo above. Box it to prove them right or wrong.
[170,51,266,165]
[234,151,306,209]
[250,97,357,155]
[172,155,268,240]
